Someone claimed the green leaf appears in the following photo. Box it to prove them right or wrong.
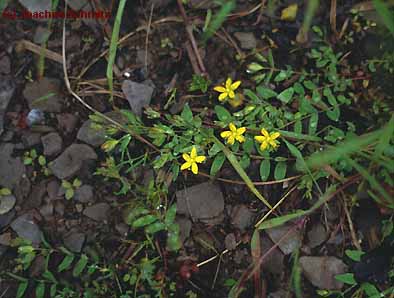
[165,204,177,226]
[274,70,288,82]
[145,222,166,234]
[72,178,82,188]
[256,86,277,99]
[242,137,254,154]
[202,0,235,42]
[210,152,225,176]
[345,249,364,262]
[304,80,317,90]
[42,270,57,283]
[259,159,271,181]
[0,188,11,196]
[309,113,318,135]
[323,87,337,106]
[17,281,28,298]
[274,162,287,180]
[326,107,340,121]
[166,224,181,251]
[361,283,380,296]
[132,215,158,228]
[214,105,232,122]
[294,120,302,134]
[23,157,33,165]
[58,255,75,272]
[181,104,193,122]
[35,282,45,298]
[335,273,357,285]
[239,155,250,169]
[61,180,72,189]
[277,87,294,104]
[65,188,74,200]
[277,129,321,142]
[38,155,46,166]
[72,254,88,277]
[50,284,57,297]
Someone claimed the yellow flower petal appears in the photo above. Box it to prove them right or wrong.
[231,80,241,90]
[255,135,266,143]
[236,135,245,143]
[181,161,191,170]
[270,132,280,139]
[228,90,235,98]
[195,156,206,163]
[218,92,228,101]
[191,162,198,174]
[225,78,232,89]
[182,153,191,162]
[229,123,236,132]
[190,147,197,158]
[237,127,246,135]
[227,136,235,145]
[260,141,268,150]
[261,128,269,137]
[214,86,226,93]
[221,131,232,138]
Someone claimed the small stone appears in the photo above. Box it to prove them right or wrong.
[74,185,94,203]
[0,195,16,215]
[122,80,154,116]
[63,232,85,252]
[49,144,97,179]
[268,290,291,298]
[54,201,65,216]
[260,236,285,275]
[307,223,327,248]
[39,203,53,219]
[47,179,60,200]
[299,256,347,290]
[0,210,15,229]
[21,132,41,148]
[83,203,110,221]
[0,75,15,135]
[225,233,237,250]
[18,0,51,14]
[11,213,43,245]
[0,143,25,190]
[24,181,46,209]
[0,233,11,246]
[0,55,11,75]
[266,223,302,255]
[23,77,63,112]
[176,182,224,224]
[56,113,79,134]
[41,132,62,156]
[175,216,192,244]
[231,205,255,231]
[67,0,89,11]
[234,32,257,50]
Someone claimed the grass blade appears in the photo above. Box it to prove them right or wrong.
[373,0,394,36]
[107,0,127,102]
[212,136,272,209]
[202,0,236,42]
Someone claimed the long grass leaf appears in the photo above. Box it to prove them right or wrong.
[373,0,394,36]
[212,136,272,209]
[107,0,127,102]
[202,0,235,42]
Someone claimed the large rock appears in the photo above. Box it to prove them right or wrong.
[0,210,15,229]
[176,182,224,224]
[0,143,26,190]
[122,81,154,116]
[231,204,255,231]
[74,185,95,203]
[48,144,97,179]
[63,231,85,252]
[299,256,347,290]
[23,77,63,112]
[0,76,15,135]
[0,195,16,215]
[234,32,257,50]
[11,214,43,245]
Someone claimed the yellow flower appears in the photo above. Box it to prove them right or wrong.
[254,128,280,151]
[181,146,206,174]
[213,78,241,101]
[221,123,246,145]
